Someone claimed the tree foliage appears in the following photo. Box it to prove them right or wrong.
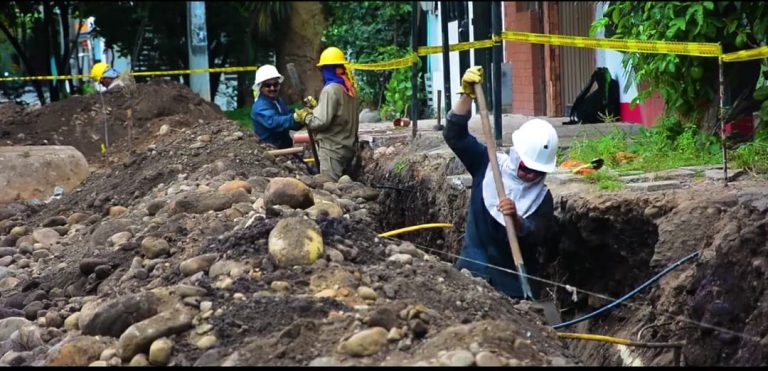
[593,1,768,129]
[322,1,413,108]
[79,1,289,100]
[0,1,82,104]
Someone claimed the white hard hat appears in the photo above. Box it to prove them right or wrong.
[253,64,284,90]
[511,118,559,173]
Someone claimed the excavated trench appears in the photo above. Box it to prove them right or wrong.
[362,142,768,367]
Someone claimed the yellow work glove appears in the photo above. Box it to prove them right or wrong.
[458,66,484,98]
[303,96,317,109]
[293,107,313,126]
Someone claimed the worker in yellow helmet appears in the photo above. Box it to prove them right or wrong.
[90,62,125,92]
[292,47,360,181]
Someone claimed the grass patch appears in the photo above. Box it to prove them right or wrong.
[567,121,721,174]
[583,171,625,191]
[224,106,252,131]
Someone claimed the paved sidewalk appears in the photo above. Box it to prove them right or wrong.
[358,113,643,148]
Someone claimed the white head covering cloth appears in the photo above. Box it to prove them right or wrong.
[481,147,549,226]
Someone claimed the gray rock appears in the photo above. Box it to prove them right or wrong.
[173,285,207,298]
[0,236,17,248]
[475,351,504,366]
[22,301,43,320]
[336,327,388,356]
[0,256,13,267]
[89,219,133,247]
[146,200,167,216]
[31,228,60,246]
[0,247,17,257]
[80,292,159,337]
[366,307,398,330]
[117,307,195,361]
[246,176,271,193]
[94,265,113,280]
[626,180,682,192]
[148,338,173,366]
[438,349,475,366]
[79,258,110,275]
[169,189,250,215]
[41,216,68,228]
[141,237,170,259]
[0,317,33,341]
[264,178,315,210]
[179,254,218,276]
[208,260,247,278]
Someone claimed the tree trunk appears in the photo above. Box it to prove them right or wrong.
[0,19,47,105]
[276,1,327,104]
[236,32,250,108]
[42,1,60,102]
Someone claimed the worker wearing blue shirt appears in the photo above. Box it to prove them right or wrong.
[443,66,559,298]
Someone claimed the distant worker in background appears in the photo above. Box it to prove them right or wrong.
[443,66,560,299]
[250,64,317,174]
[90,62,124,92]
[295,47,360,181]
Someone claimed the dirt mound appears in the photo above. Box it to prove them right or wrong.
[0,79,224,162]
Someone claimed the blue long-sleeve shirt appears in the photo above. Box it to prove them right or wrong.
[250,94,301,149]
[443,110,555,298]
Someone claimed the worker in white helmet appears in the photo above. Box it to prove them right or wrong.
[250,64,313,150]
[443,66,559,299]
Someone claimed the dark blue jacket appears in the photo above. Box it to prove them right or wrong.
[250,94,301,149]
[443,110,555,298]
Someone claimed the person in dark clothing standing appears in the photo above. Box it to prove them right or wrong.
[443,66,559,299]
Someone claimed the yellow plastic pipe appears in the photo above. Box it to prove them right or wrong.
[377,223,454,238]
[557,332,632,345]
[557,333,684,349]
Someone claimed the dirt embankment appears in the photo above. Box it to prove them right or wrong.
[364,139,768,366]
[0,79,224,163]
[0,82,579,367]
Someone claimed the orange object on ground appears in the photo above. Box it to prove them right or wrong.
[560,160,585,168]
[576,168,597,175]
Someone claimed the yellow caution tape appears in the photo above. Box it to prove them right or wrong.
[417,39,495,56]
[349,54,420,71]
[3,32,755,79]
[721,45,768,62]
[501,31,722,57]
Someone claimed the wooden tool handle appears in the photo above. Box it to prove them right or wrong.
[473,84,526,268]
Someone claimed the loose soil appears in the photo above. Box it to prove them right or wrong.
[366,141,768,366]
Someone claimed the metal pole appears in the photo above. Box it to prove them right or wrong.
[458,2,470,74]
[440,1,452,113]
[491,1,503,146]
[187,1,211,101]
[411,0,419,139]
[719,58,728,186]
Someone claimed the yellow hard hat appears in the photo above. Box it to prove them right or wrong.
[316,47,348,67]
[90,62,109,80]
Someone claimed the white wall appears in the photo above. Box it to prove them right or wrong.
[425,2,477,117]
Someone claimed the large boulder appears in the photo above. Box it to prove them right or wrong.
[268,217,323,267]
[0,146,89,203]
[264,178,314,210]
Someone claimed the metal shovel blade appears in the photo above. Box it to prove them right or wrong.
[519,264,562,325]
[532,300,562,326]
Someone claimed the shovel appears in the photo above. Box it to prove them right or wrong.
[472,84,562,326]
